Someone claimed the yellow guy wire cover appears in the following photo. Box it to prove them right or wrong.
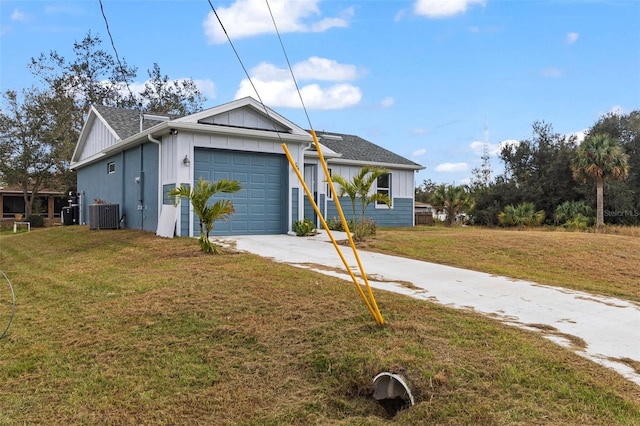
[308,131,384,325]
[281,144,383,325]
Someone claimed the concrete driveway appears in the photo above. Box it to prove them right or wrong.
[215,231,640,386]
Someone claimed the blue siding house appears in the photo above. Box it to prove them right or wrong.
[70,97,423,236]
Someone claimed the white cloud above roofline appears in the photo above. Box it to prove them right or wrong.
[202,0,352,44]
[234,57,362,110]
[414,0,486,19]
[435,162,468,172]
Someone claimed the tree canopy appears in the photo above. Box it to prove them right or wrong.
[469,113,639,227]
[1,30,207,217]
[572,134,629,229]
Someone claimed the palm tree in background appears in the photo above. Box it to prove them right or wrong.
[571,134,629,230]
[169,177,241,253]
[430,184,473,226]
[499,202,545,230]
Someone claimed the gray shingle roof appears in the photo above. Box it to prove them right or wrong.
[92,105,422,169]
[93,105,181,140]
[312,131,423,168]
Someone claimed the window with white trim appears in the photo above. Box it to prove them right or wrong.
[376,173,391,207]
[326,168,333,200]
[107,162,116,174]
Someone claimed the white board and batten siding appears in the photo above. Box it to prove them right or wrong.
[198,106,290,133]
[324,164,416,200]
[79,119,118,161]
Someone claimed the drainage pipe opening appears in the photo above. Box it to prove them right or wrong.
[372,372,415,416]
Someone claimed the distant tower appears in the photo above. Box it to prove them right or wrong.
[480,116,491,186]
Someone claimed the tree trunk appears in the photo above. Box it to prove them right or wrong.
[596,176,604,230]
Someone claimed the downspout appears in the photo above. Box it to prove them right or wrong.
[147,134,162,233]
[299,139,314,230]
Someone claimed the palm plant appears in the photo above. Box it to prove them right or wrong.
[430,184,473,226]
[554,200,594,229]
[169,177,241,253]
[499,202,545,230]
[571,134,629,230]
[330,166,390,239]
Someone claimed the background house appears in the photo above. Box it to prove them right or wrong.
[70,97,423,236]
[0,186,66,220]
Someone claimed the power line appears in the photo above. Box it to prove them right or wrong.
[264,0,313,130]
[98,0,136,105]
[206,0,282,134]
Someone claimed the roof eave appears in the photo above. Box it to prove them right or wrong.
[166,122,313,143]
[326,158,425,171]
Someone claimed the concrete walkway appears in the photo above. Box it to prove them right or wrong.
[215,232,640,386]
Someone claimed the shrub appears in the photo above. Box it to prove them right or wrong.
[293,218,317,236]
[499,202,545,230]
[27,214,45,228]
[326,217,345,231]
[554,201,594,229]
[354,218,377,239]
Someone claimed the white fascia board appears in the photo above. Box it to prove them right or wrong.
[174,97,310,137]
[326,158,425,171]
[168,122,312,144]
[70,152,107,170]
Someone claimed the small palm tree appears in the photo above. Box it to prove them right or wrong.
[169,177,241,253]
[430,184,473,226]
[330,166,390,239]
[554,200,594,229]
[571,134,629,230]
[499,202,545,230]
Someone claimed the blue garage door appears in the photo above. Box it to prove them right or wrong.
[194,149,288,235]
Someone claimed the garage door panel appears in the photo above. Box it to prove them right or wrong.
[194,149,287,235]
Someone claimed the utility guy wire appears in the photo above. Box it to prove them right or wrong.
[207,0,384,325]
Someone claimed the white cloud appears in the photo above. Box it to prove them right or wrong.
[11,8,29,22]
[234,58,362,109]
[119,78,217,102]
[203,0,352,44]
[435,162,468,172]
[540,67,563,78]
[380,97,395,108]
[469,140,501,156]
[567,129,587,144]
[498,139,520,152]
[609,105,624,115]
[293,57,359,81]
[193,79,217,99]
[412,148,427,157]
[414,0,485,18]
[566,32,579,45]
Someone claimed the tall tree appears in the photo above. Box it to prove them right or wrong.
[29,31,138,120]
[0,89,72,217]
[415,178,438,203]
[586,111,640,225]
[499,121,579,222]
[571,134,629,230]
[430,184,473,226]
[140,63,205,115]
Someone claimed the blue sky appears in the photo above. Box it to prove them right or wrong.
[1,0,639,185]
